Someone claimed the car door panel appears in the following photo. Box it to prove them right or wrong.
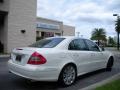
[68,50,92,74]
[68,39,93,75]
[84,39,106,71]
[88,51,104,71]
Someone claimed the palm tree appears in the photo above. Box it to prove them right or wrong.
[115,16,120,50]
[108,36,116,47]
[91,28,106,46]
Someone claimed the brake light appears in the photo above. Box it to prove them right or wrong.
[27,52,47,65]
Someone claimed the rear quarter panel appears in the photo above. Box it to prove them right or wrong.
[41,50,76,75]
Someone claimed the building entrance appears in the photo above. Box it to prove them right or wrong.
[0,11,7,53]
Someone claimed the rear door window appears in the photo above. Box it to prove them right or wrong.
[68,39,88,50]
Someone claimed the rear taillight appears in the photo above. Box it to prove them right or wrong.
[27,52,47,65]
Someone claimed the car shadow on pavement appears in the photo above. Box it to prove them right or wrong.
[12,78,58,90]
[10,69,106,90]
[77,69,106,80]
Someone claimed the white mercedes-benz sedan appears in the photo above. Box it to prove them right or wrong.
[8,37,114,86]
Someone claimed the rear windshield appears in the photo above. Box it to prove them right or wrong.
[29,38,65,48]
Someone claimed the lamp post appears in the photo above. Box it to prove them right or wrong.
[113,14,120,50]
[76,32,80,37]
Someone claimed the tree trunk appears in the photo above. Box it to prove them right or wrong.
[117,32,119,50]
[98,40,100,46]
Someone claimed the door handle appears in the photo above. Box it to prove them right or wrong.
[73,54,79,57]
[91,53,95,56]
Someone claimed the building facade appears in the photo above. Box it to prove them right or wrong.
[0,0,75,53]
[63,25,75,36]
[36,17,75,40]
[0,0,37,53]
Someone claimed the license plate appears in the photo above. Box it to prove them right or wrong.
[16,55,22,62]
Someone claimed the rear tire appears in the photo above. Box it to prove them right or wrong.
[58,64,77,86]
[106,57,114,71]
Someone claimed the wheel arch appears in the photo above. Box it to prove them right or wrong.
[106,55,114,71]
[63,63,77,72]
[109,55,114,62]
[108,55,114,63]
[58,62,78,80]
[109,56,114,60]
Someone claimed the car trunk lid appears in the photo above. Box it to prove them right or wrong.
[11,47,41,65]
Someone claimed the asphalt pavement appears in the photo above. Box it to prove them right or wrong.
[0,49,120,90]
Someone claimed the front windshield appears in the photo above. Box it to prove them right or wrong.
[29,38,65,48]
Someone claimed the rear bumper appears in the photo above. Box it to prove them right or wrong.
[8,60,59,81]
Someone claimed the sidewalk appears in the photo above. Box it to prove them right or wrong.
[80,73,120,90]
[0,54,10,58]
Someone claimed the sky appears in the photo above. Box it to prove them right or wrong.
[37,0,120,39]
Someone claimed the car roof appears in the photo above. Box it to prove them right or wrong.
[46,36,84,40]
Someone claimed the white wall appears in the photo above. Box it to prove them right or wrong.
[63,25,75,36]
[7,0,37,52]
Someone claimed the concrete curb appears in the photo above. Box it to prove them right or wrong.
[80,73,120,90]
[0,55,10,58]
